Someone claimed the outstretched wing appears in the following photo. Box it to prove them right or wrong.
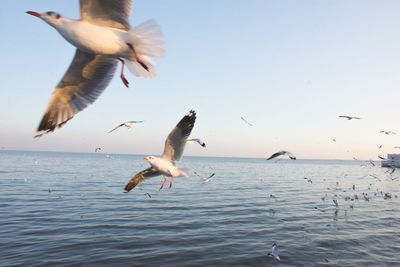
[108,123,125,133]
[266,151,284,160]
[162,110,196,164]
[80,0,132,30]
[35,50,117,137]
[124,167,160,193]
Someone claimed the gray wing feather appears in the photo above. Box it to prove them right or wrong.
[124,167,160,193]
[80,0,132,30]
[162,110,196,164]
[36,50,117,137]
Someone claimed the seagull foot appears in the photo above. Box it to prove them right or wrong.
[159,177,167,191]
[126,43,149,72]
[118,58,129,88]
[169,176,174,189]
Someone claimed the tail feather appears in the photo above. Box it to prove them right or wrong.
[125,19,164,78]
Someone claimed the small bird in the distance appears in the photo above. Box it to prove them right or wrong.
[267,243,281,261]
[240,116,254,126]
[194,171,215,183]
[267,150,296,160]
[380,130,396,135]
[338,115,361,120]
[331,138,337,142]
[108,121,143,133]
[378,155,386,160]
[95,147,102,153]
[378,144,383,149]
[186,138,206,148]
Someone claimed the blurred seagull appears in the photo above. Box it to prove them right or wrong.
[338,115,361,120]
[378,155,386,160]
[186,138,206,148]
[240,116,254,126]
[268,243,280,261]
[331,138,337,142]
[124,111,196,193]
[378,144,383,149]
[194,171,215,183]
[108,120,143,133]
[380,130,396,135]
[28,0,165,137]
[95,147,102,152]
[267,150,296,160]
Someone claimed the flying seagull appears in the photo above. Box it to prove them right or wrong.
[95,147,102,152]
[378,155,386,160]
[378,144,383,149]
[267,150,296,160]
[240,116,254,126]
[186,138,206,148]
[124,110,196,193]
[380,130,396,135]
[28,0,165,137]
[108,120,143,133]
[338,115,361,120]
[267,243,280,261]
[194,171,215,183]
[331,138,337,142]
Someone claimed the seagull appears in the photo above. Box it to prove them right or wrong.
[186,138,206,148]
[240,116,254,126]
[378,155,386,160]
[124,111,196,193]
[338,115,361,120]
[330,138,337,142]
[333,199,338,207]
[267,150,296,160]
[303,177,312,183]
[380,130,396,135]
[267,243,280,261]
[94,147,102,152]
[108,120,143,133]
[28,1,165,137]
[378,144,383,149]
[194,171,215,183]
[144,192,152,198]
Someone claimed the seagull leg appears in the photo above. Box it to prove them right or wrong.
[118,58,129,88]
[159,176,167,191]
[169,176,175,189]
[126,43,149,72]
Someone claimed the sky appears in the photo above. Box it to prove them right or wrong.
[1,0,400,160]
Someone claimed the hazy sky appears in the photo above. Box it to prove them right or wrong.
[1,0,400,160]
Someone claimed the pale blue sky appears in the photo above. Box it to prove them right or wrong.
[1,0,400,159]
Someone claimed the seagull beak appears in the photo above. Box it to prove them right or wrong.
[26,11,42,18]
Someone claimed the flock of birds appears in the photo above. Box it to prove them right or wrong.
[25,1,398,262]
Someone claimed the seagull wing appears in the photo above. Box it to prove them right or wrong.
[266,151,284,160]
[108,123,125,133]
[161,110,197,164]
[286,151,297,160]
[125,120,144,124]
[80,0,132,30]
[124,167,160,193]
[36,50,117,137]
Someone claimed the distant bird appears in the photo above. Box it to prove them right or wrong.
[330,138,337,142]
[108,120,143,133]
[378,144,383,149]
[353,157,358,161]
[338,115,361,120]
[333,199,338,207]
[267,151,296,160]
[369,160,375,166]
[240,116,254,126]
[267,243,280,261]
[28,1,165,137]
[194,171,215,183]
[144,192,152,198]
[186,138,206,148]
[303,177,312,183]
[95,147,102,153]
[380,130,396,135]
[124,111,196,192]
[378,155,386,160]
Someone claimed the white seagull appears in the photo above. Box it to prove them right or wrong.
[194,171,215,183]
[380,130,396,135]
[268,243,280,261]
[124,111,197,193]
[240,116,254,126]
[266,150,296,160]
[186,138,206,148]
[338,115,361,120]
[27,0,164,137]
[108,120,143,133]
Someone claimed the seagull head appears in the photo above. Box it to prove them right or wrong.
[26,11,63,27]
[144,156,155,163]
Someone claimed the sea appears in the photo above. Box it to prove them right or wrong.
[0,150,399,267]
